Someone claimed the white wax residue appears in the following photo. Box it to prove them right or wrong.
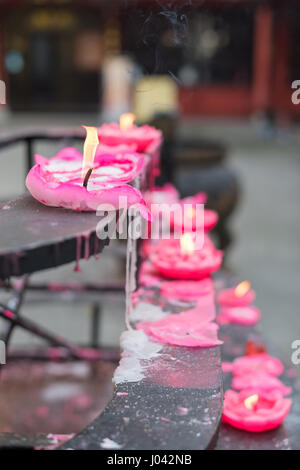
[46,160,82,172]
[89,175,109,183]
[94,166,124,176]
[113,330,162,384]
[100,438,123,450]
[52,173,80,182]
[120,329,162,358]
[130,302,169,323]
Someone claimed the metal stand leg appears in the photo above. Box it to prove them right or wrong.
[0,275,29,347]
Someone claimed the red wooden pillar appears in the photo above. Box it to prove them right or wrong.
[273,12,291,121]
[252,4,273,114]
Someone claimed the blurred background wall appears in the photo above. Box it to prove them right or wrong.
[0,0,298,122]
[0,0,299,365]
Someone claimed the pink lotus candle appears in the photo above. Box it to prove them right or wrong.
[26,126,150,218]
[222,389,292,432]
[217,281,255,307]
[99,113,162,153]
[150,233,223,280]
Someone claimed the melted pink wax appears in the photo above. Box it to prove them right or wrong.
[4,309,14,319]
[83,232,90,260]
[217,305,261,325]
[26,148,151,219]
[99,122,162,153]
[137,306,222,347]
[160,277,214,301]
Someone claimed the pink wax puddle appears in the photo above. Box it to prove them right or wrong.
[137,307,222,348]
[217,305,261,325]
[177,406,189,416]
[160,278,214,301]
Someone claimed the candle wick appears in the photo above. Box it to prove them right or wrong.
[83,168,93,188]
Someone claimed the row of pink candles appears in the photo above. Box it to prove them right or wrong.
[138,183,292,433]
[24,114,291,434]
[216,280,290,431]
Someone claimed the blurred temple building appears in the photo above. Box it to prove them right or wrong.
[0,0,299,121]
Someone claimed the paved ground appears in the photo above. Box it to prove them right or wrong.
[0,112,299,371]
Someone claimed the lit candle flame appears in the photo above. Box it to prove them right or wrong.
[180,233,195,256]
[120,113,135,131]
[244,394,259,410]
[82,126,99,179]
[235,281,251,297]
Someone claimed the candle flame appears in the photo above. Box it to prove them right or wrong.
[180,233,195,256]
[120,113,135,131]
[244,394,259,410]
[235,281,251,297]
[82,126,99,179]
